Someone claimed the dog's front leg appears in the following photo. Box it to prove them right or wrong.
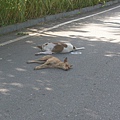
[35,51,53,55]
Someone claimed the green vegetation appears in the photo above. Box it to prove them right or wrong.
[0,0,110,27]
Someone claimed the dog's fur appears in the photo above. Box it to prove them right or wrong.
[27,55,72,71]
[35,42,84,55]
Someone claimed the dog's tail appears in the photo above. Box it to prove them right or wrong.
[73,46,85,51]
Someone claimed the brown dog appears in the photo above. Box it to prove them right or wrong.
[27,55,72,71]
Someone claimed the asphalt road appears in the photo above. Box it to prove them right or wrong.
[0,4,120,120]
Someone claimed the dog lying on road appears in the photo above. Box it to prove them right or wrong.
[35,42,85,55]
[27,55,72,71]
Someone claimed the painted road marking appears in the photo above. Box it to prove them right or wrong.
[0,5,120,47]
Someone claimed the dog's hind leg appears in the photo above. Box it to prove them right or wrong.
[27,55,53,64]
[73,47,85,51]
[34,64,52,70]
[34,59,54,70]
[35,51,53,55]
[27,60,45,64]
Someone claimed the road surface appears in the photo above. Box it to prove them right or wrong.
[0,3,120,120]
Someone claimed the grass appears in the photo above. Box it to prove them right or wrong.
[0,0,111,27]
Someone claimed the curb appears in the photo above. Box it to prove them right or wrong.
[0,0,119,35]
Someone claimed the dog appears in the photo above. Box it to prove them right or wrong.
[27,55,72,71]
[35,42,85,55]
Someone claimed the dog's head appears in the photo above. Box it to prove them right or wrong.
[62,57,72,71]
[37,42,50,51]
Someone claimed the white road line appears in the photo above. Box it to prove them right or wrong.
[0,5,120,47]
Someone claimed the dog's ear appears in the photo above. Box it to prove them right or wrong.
[64,57,68,63]
[37,46,42,50]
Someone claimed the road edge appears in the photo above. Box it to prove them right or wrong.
[0,0,120,35]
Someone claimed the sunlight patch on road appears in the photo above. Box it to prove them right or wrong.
[10,83,24,88]
[0,5,120,46]
[45,87,53,91]
[44,19,120,43]
[15,68,27,72]
[104,51,120,57]
[32,87,40,91]
[2,82,24,88]
[7,74,15,78]
[0,89,9,95]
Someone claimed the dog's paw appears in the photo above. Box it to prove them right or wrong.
[34,66,40,70]
[35,53,40,56]
[34,67,38,70]
[26,60,32,64]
